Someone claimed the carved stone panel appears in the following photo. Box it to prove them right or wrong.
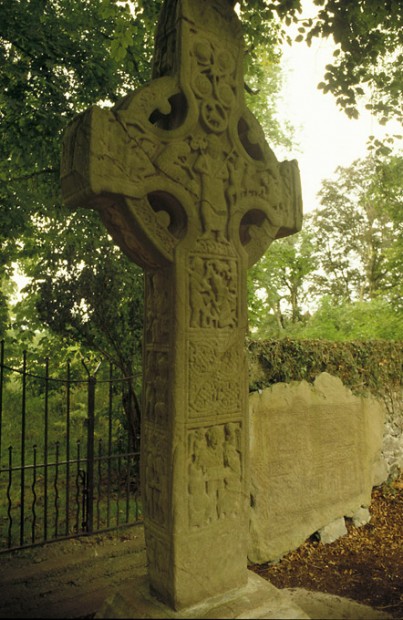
[187,422,242,529]
[143,428,170,527]
[188,255,238,329]
[145,270,171,345]
[188,339,241,418]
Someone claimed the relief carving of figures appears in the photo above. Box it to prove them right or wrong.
[204,425,225,521]
[221,422,242,518]
[125,138,157,182]
[188,429,210,527]
[144,433,169,525]
[187,423,242,528]
[155,140,199,196]
[188,256,210,328]
[207,258,237,328]
[194,134,230,241]
[188,256,237,329]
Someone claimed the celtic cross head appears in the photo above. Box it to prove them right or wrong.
[61,0,302,271]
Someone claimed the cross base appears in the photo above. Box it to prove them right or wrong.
[95,572,310,619]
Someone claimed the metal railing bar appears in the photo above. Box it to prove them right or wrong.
[20,351,27,546]
[0,363,141,385]
[0,450,140,473]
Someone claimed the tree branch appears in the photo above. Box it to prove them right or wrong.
[8,168,58,183]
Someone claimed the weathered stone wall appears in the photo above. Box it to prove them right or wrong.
[248,372,387,564]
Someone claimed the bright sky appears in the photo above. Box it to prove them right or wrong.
[275,5,400,214]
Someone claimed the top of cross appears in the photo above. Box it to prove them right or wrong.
[61,0,302,270]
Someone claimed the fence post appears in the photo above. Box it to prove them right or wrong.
[86,375,96,535]
[20,350,27,546]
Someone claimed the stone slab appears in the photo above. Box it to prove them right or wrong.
[95,571,310,619]
[248,373,386,563]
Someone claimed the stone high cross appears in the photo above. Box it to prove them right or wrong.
[61,0,302,611]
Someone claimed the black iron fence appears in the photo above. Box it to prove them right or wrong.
[0,341,142,552]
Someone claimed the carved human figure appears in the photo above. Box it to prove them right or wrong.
[226,151,241,207]
[145,441,167,525]
[188,429,209,527]
[194,134,229,241]
[221,422,242,518]
[188,256,210,328]
[203,425,225,521]
[207,259,237,328]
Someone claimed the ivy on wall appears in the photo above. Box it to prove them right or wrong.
[247,338,403,401]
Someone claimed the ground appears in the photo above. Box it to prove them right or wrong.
[0,474,401,619]
[250,473,403,619]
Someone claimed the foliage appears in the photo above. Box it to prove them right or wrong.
[369,154,403,307]
[309,0,403,125]
[244,47,295,151]
[311,155,402,305]
[247,337,403,402]
[0,0,161,437]
[0,0,156,207]
[14,211,144,369]
[248,225,318,336]
[0,0,144,356]
[0,291,9,339]
[0,340,134,465]
[12,212,144,444]
[248,151,403,341]
[240,0,403,126]
[240,2,295,149]
[289,297,403,341]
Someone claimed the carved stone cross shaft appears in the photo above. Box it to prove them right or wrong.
[61,0,302,611]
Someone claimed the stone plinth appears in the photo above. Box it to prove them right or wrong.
[96,571,310,619]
